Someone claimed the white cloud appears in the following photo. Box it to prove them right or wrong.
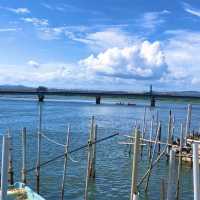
[1,19,200,90]
[163,30,200,89]
[0,40,168,89]
[183,3,200,17]
[41,3,53,10]
[0,28,20,32]
[0,63,80,87]
[79,40,168,80]
[0,7,30,14]
[31,25,88,40]
[137,10,170,31]
[28,60,40,68]
[69,28,137,50]
[22,17,48,26]
[37,27,67,40]
[37,26,139,51]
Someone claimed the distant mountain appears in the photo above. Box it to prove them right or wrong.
[0,85,35,91]
[155,91,200,97]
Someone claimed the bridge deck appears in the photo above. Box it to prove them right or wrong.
[0,90,199,100]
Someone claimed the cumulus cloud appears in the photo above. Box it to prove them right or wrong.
[0,39,169,89]
[163,30,200,89]
[2,22,200,90]
[79,40,168,80]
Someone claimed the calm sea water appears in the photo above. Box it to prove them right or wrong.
[0,96,199,200]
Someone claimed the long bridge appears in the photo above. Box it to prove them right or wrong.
[0,85,199,106]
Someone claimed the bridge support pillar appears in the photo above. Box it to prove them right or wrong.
[150,96,155,107]
[38,93,45,102]
[96,96,101,104]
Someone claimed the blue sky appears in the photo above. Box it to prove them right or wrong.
[0,0,200,91]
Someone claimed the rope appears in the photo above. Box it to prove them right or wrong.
[26,132,119,173]
[41,133,66,147]
[68,154,79,163]
[137,143,168,187]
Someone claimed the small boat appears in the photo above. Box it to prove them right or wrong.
[0,135,46,200]
[116,102,125,105]
[6,182,45,200]
[127,102,136,106]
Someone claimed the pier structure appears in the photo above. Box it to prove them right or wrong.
[95,96,101,104]
[149,84,155,107]
[37,86,46,102]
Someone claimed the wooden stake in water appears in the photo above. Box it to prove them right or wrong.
[192,142,200,200]
[36,100,43,194]
[61,125,71,200]
[130,128,140,200]
[84,116,95,200]
[167,110,172,156]
[176,124,183,200]
[158,123,162,155]
[167,149,176,200]
[7,129,14,185]
[21,127,27,184]
[129,121,137,155]
[148,119,154,161]
[160,179,166,200]
[89,124,97,178]
[142,107,147,139]
[145,122,161,192]
[141,107,147,158]
[185,104,192,142]
[0,135,9,200]
[156,110,159,128]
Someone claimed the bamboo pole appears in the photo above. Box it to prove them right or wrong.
[89,124,97,178]
[142,107,147,139]
[21,127,27,184]
[148,120,153,161]
[158,123,162,155]
[176,124,183,200]
[192,142,200,200]
[130,128,140,200]
[88,117,95,178]
[167,149,176,200]
[160,179,165,200]
[185,104,192,143]
[61,125,71,200]
[138,141,169,187]
[84,116,94,200]
[0,135,9,200]
[7,129,14,185]
[156,110,159,127]
[36,100,43,194]
[129,121,137,155]
[144,122,161,192]
[167,110,172,157]
[172,115,175,137]
[141,107,147,158]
